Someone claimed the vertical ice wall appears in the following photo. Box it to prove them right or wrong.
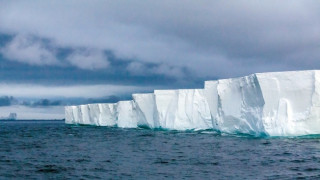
[310,71,320,133]
[66,89,212,130]
[256,70,320,136]
[203,70,320,136]
[65,70,320,136]
[154,89,212,130]
[154,90,178,129]
[65,106,76,124]
[88,104,100,125]
[98,103,117,126]
[117,101,138,128]
[133,93,159,128]
[204,74,265,135]
[65,103,117,126]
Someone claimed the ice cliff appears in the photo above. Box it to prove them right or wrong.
[65,70,320,136]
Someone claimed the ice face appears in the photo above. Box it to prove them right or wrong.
[65,106,76,124]
[64,103,116,126]
[154,89,212,130]
[132,93,159,129]
[65,70,320,136]
[88,104,101,126]
[256,71,320,136]
[204,70,320,136]
[65,89,212,130]
[205,74,265,135]
[98,103,117,126]
[116,101,138,128]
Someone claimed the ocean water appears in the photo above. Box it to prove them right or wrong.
[1,121,320,179]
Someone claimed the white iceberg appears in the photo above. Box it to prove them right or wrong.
[65,70,320,136]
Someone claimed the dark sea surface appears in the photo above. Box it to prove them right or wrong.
[1,120,320,179]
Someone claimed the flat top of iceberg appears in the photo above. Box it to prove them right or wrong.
[205,70,319,83]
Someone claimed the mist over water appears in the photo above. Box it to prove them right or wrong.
[1,121,320,179]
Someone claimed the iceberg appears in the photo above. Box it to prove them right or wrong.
[204,74,266,135]
[133,93,159,128]
[65,70,320,136]
[153,89,212,130]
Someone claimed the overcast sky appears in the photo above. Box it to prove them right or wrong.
[0,1,319,119]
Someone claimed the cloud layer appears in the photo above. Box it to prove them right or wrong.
[1,1,320,119]
[0,34,110,70]
[1,1,319,79]
[0,83,154,98]
[0,35,59,65]
[66,49,109,70]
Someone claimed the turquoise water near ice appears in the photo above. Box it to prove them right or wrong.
[1,120,320,179]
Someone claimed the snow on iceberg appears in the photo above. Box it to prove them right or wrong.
[65,70,320,136]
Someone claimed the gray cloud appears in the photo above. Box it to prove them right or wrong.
[0,96,18,106]
[0,95,126,108]
[0,34,111,70]
[0,34,59,65]
[2,1,320,120]
[66,49,109,70]
[28,99,61,107]
[0,1,319,79]
[126,62,185,78]
[0,83,154,98]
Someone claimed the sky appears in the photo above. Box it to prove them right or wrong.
[0,0,320,119]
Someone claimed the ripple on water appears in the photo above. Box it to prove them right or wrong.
[1,120,320,179]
